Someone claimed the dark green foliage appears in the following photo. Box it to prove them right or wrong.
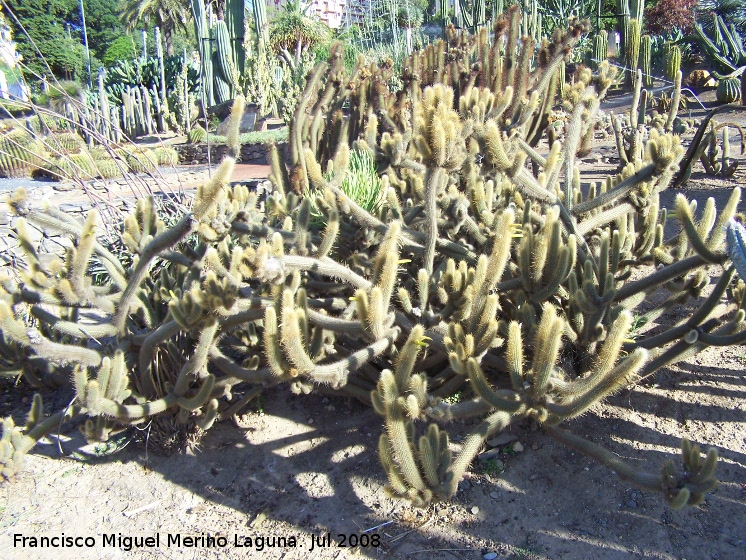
[694,13,746,75]
[3,0,87,81]
[103,36,138,68]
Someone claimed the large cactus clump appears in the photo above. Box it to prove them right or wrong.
[1,11,737,512]
[191,0,246,106]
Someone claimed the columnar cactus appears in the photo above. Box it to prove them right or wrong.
[591,30,608,70]
[641,34,652,87]
[666,44,681,82]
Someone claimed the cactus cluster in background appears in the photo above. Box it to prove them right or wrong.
[2,11,739,513]
[694,13,746,104]
[191,0,246,106]
[590,30,608,71]
[0,124,177,181]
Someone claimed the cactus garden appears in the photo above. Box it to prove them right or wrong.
[0,1,746,559]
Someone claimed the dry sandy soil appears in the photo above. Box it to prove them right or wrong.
[0,90,745,560]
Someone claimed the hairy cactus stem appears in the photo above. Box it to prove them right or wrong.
[446,410,515,496]
[635,267,735,350]
[114,214,196,332]
[173,321,219,396]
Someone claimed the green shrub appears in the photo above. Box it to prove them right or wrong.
[103,36,137,68]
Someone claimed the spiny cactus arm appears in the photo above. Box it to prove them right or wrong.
[175,374,216,411]
[282,255,372,290]
[227,95,245,158]
[114,213,195,332]
[693,314,746,345]
[635,268,736,351]
[615,255,722,302]
[375,370,428,491]
[424,168,447,275]
[466,358,523,412]
[309,333,397,388]
[445,410,515,496]
[208,347,272,383]
[673,106,746,188]
[577,202,637,236]
[0,304,103,367]
[28,307,118,339]
[572,164,657,216]
[675,195,725,263]
[529,304,566,399]
[664,71,682,132]
[327,182,477,263]
[612,115,630,165]
[425,397,494,421]
[1,401,83,479]
[88,392,178,421]
[316,209,340,259]
[638,314,736,379]
[14,207,128,290]
[173,321,219,396]
[547,428,717,509]
[545,348,647,423]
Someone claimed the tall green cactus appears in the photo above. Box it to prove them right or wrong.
[213,19,236,102]
[666,44,681,82]
[192,0,214,106]
[591,30,608,70]
[225,0,246,76]
[626,19,641,85]
[641,34,652,88]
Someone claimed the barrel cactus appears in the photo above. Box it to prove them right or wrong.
[717,75,742,104]
[188,125,207,144]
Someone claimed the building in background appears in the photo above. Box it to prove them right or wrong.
[305,0,370,29]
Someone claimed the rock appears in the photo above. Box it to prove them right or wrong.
[59,203,91,213]
[484,553,498,560]
[470,506,479,514]
[487,433,518,447]
[489,491,499,499]
[216,103,259,136]
[512,442,524,452]
[478,449,501,461]
[53,182,76,192]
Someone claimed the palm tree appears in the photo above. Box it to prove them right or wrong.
[269,0,330,71]
[119,0,192,55]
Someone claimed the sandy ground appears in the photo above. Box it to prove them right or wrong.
[0,91,745,560]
